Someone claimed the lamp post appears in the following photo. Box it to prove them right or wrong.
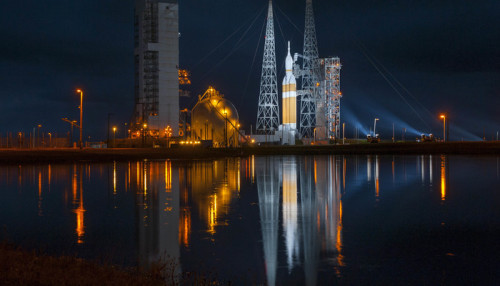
[37,124,42,148]
[112,127,117,148]
[76,89,83,149]
[440,115,446,142]
[223,109,228,148]
[142,123,147,147]
[237,123,240,147]
[342,122,345,144]
[373,118,379,136]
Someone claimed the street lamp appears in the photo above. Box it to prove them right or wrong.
[373,118,379,136]
[142,123,147,147]
[342,123,345,145]
[37,124,42,148]
[76,89,83,149]
[237,123,240,147]
[440,114,446,142]
[112,126,117,148]
[223,109,228,148]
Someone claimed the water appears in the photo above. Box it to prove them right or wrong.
[0,155,499,285]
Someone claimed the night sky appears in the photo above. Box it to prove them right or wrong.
[0,0,498,141]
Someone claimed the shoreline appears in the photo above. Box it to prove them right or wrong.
[0,141,498,164]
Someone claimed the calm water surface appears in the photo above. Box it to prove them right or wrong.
[0,155,499,285]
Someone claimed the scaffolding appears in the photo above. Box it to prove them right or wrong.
[319,58,342,139]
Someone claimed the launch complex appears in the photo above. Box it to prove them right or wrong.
[131,0,342,147]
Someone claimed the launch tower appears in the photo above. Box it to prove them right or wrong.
[256,0,280,135]
[299,0,320,139]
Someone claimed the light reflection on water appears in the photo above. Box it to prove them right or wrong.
[0,155,498,285]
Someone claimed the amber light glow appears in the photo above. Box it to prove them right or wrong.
[440,155,446,201]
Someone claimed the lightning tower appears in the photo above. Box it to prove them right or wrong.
[256,0,280,135]
[299,0,320,138]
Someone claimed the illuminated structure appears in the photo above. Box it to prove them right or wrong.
[191,87,239,148]
[133,0,179,137]
[298,0,320,139]
[256,0,280,135]
[289,0,342,141]
[319,58,342,139]
[253,0,342,143]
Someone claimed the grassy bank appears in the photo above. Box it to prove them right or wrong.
[0,141,498,164]
[0,243,165,286]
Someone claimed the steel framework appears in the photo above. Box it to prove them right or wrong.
[299,0,320,138]
[320,58,342,139]
[256,0,280,135]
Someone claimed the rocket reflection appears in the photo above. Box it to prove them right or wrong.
[282,157,299,272]
[257,157,280,286]
[257,156,343,286]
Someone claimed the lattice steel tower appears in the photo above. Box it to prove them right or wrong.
[256,0,280,135]
[299,0,320,138]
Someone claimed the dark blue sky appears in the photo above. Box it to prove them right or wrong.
[0,0,498,140]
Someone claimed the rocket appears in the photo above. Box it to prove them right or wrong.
[282,41,297,129]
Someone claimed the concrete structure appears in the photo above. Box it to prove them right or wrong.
[133,0,179,137]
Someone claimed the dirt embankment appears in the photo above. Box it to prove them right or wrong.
[0,141,497,164]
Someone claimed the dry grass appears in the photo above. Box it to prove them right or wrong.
[0,243,226,286]
[0,243,165,286]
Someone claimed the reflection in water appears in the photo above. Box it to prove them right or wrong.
[113,161,117,194]
[375,155,380,198]
[3,154,481,286]
[38,169,43,216]
[257,156,343,286]
[190,159,240,234]
[441,155,447,201]
[282,157,299,272]
[343,156,346,190]
[367,156,372,182]
[136,160,181,280]
[73,166,85,244]
[301,156,318,286]
[421,155,425,184]
[252,155,255,183]
[257,157,280,286]
[392,156,395,184]
[429,155,433,185]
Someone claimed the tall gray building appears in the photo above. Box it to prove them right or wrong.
[133,0,179,137]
